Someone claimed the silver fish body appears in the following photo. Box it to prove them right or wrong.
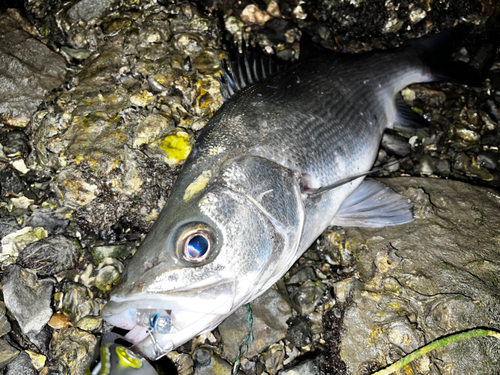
[103,46,430,359]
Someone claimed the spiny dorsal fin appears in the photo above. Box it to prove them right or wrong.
[218,44,286,101]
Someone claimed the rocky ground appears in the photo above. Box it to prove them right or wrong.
[0,0,499,374]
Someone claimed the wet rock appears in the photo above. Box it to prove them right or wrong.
[0,11,66,127]
[61,282,100,324]
[75,316,102,333]
[0,227,48,266]
[340,178,500,374]
[67,0,112,22]
[289,280,327,315]
[193,347,233,375]
[0,169,24,194]
[2,265,53,337]
[0,339,19,369]
[94,257,123,291]
[167,351,194,375]
[286,317,313,348]
[0,302,11,336]
[477,152,498,170]
[26,210,70,235]
[48,313,73,330]
[50,327,97,375]
[286,266,316,284]
[0,130,30,157]
[28,2,222,232]
[17,235,80,276]
[279,355,323,375]
[26,326,52,356]
[5,351,37,375]
[25,350,46,371]
[220,286,292,360]
[91,243,130,263]
[261,342,285,374]
[0,216,20,240]
[381,133,411,157]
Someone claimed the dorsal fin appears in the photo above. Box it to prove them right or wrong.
[218,44,286,101]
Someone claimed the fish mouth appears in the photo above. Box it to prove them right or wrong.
[102,276,236,356]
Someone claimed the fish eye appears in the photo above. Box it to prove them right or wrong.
[179,226,216,263]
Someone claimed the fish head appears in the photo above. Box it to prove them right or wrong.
[102,155,304,359]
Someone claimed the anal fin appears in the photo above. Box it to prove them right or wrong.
[393,93,428,131]
[331,180,413,228]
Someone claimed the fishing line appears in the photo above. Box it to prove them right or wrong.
[232,303,254,375]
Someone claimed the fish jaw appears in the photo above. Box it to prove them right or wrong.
[102,276,237,348]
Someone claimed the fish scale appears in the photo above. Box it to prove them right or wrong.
[102,34,450,360]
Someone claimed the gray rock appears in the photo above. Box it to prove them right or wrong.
[279,356,323,375]
[381,133,411,157]
[0,130,29,157]
[286,266,316,284]
[26,211,70,235]
[0,339,19,370]
[17,235,79,276]
[0,216,20,239]
[50,327,97,375]
[477,152,498,170]
[220,286,292,359]
[5,351,36,375]
[27,326,52,356]
[61,282,100,324]
[0,302,12,337]
[2,265,53,337]
[0,12,66,127]
[193,347,233,375]
[261,342,285,374]
[289,280,327,315]
[0,169,24,194]
[286,317,312,348]
[167,351,194,375]
[340,178,500,374]
[67,0,112,22]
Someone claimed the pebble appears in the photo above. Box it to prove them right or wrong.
[0,339,19,369]
[67,0,112,22]
[278,356,323,375]
[26,210,70,235]
[61,282,100,324]
[193,347,233,375]
[94,258,123,291]
[0,130,30,157]
[0,216,20,241]
[0,302,11,336]
[17,235,80,277]
[4,351,36,375]
[2,265,53,337]
[381,133,411,157]
[289,280,327,315]
[167,351,194,375]
[219,287,291,359]
[261,342,285,374]
[0,12,67,127]
[91,244,130,263]
[75,316,102,333]
[286,266,317,284]
[476,152,498,170]
[0,227,48,266]
[0,169,24,194]
[286,317,313,348]
[50,327,97,375]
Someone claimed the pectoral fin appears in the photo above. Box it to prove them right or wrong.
[331,180,414,228]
